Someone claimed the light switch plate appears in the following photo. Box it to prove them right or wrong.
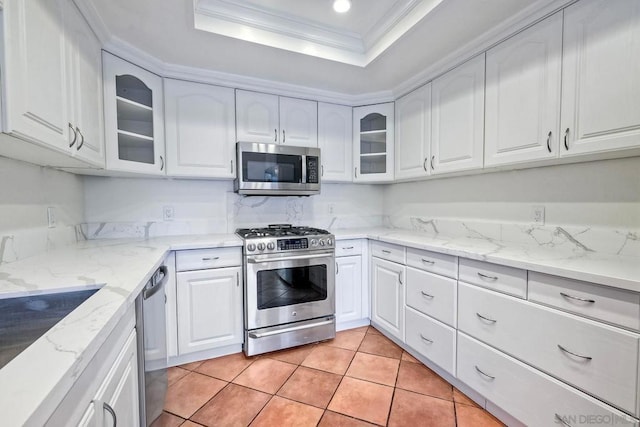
[163,206,175,221]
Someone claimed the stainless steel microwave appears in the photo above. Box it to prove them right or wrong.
[234,142,321,196]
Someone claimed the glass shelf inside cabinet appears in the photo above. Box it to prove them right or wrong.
[360,113,387,174]
[115,75,155,164]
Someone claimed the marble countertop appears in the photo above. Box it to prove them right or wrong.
[1,228,638,425]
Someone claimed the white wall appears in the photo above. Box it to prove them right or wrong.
[384,157,640,229]
[0,156,84,263]
[82,177,385,238]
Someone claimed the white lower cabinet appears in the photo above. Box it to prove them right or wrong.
[405,306,456,376]
[78,330,140,427]
[371,256,405,341]
[458,282,640,415]
[176,266,243,355]
[458,332,638,427]
[335,255,363,325]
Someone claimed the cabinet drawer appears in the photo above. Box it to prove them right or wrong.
[457,332,639,427]
[370,241,406,264]
[459,258,527,298]
[406,247,457,279]
[335,239,363,257]
[458,282,640,414]
[528,272,640,331]
[406,267,457,327]
[175,247,242,272]
[406,307,456,376]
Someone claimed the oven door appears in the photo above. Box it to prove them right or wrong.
[245,250,335,330]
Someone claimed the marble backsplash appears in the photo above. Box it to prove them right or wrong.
[0,225,81,265]
[384,215,640,258]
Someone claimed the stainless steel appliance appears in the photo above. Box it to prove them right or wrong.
[234,142,321,196]
[236,224,335,355]
[135,265,168,426]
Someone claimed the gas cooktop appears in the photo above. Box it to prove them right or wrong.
[236,224,331,239]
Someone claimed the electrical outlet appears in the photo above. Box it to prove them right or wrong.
[47,207,56,228]
[532,205,545,225]
[163,206,175,221]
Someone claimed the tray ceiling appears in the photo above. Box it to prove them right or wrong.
[193,0,444,66]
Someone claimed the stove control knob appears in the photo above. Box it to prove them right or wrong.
[310,239,318,247]
[326,238,333,246]
[266,242,275,250]
[319,239,326,246]
[247,243,256,252]
[257,243,266,251]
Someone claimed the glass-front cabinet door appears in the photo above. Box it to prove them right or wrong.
[103,52,166,175]
[353,103,394,182]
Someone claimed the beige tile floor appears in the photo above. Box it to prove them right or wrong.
[153,326,505,427]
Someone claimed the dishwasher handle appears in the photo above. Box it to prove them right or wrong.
[143,265,168,300]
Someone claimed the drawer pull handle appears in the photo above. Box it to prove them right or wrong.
[560,292,595,304]
[420,334,433,344]
[342,246,354,250]
[475,365,495,380]
[202,256,220,261]
[555,414,573,427]
[421,291,434,299]
[382,249,391,254]
[477,272,498,281]
[476,313,497,324]
[557,344,592,361]
[421,258,435,265]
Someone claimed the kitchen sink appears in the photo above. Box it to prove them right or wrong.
[0,288,101,369]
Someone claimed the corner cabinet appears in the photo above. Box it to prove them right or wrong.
[164,79,236,178]
[1,0,104,167]
[353,103,394,182]
[236,90,318,148]
[318,103,353,182]
[395,84,431,180]
[484,12,562,167]
[560,0,640,157]
[431,54,485,175]
[103,52,166,175]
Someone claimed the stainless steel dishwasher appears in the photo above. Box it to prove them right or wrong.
[135,265,168,426]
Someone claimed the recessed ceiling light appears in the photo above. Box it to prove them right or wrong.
[333,0,351,13]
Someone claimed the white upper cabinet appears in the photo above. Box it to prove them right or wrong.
[2,0,104,166]
[103,52,166,175]
[3,0,69,151]
[395,84,431,180]
[431,54,485,175]
[484,13,562,167]
[353,102,395,182]
[236,90,317,147]
[561,0,640,156]
[66,1,105,167]
[164,79,236,178]
[279,97,318,147]
[318,103,352,182]
[236,90,279,144]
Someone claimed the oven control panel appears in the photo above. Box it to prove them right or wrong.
[278,238,308,251]
[245,236,334,253]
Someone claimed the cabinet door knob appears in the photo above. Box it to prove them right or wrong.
[476,312,497,324]
[282,129,286,143]
[546,131,552,153]
[160,155,164,171]
[564,128,570,150]
[475,365,495,380]
[557,344,592,361]
[354,167,358,178]
[423,157,428,172]
[336,262,339,275]
[68,123,77,148]
[274,129,278,142]
[430,155,435,170]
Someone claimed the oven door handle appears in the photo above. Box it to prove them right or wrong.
[249,319,334,338]
[247,253,333,263]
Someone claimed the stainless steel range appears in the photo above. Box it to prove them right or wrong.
[236,224,336,356]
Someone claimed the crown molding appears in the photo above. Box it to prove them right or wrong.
[103,37,393,106]
[72,0,111,44]
[392,0,578,98]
